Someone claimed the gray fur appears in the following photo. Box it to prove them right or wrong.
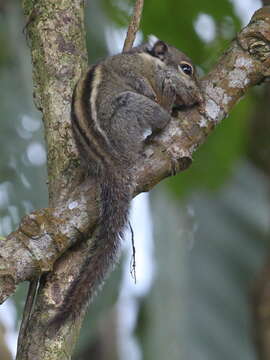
[51,40,203,330]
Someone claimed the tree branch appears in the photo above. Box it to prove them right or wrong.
[122,0,144,52]
[0,3,269,359]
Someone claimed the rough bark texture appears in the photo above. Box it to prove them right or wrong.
[0,2,269,359]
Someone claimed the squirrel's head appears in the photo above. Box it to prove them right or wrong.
[146,39,196,80]
[145,39,204,109]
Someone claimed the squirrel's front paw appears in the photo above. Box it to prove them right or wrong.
[160,78,176,112]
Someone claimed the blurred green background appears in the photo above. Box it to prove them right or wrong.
[0,0,268,359]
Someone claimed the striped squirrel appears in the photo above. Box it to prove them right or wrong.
[53,40,203,327]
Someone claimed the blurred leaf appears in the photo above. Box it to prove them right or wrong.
[137,192,190,359]
[186,163,269,360]
[139,163,268,360]
[0,16,13,67]
[86,1,109,62]
[101,0,133,27]
[141,0,240,62]
[102,0,241,69]
[0,4,48,237]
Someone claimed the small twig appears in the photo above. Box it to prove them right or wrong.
[128,221,137,283]
[122,0,142,284]
[122,0,144,52]
[16,278,39,357]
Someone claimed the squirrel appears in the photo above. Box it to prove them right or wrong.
[51,39,203,328]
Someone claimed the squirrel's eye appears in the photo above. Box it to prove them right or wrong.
[179,62,193,76]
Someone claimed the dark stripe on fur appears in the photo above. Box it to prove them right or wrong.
[81,65,116,163]
[71,74,107,167]
[71,92,102,166]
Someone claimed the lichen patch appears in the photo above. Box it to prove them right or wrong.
[205,98,221,122]
[223,93,231,105]
[235,57,253,71]
[198,117,208,128]
[228,69,249,88]
[68,201,78,210]
[205,83,231,107]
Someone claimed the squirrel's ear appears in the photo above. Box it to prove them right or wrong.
[150,40,168,61]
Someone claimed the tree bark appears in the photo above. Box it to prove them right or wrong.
[0,1,269,358]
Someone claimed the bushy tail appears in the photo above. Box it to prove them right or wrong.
[50,168,131,330]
